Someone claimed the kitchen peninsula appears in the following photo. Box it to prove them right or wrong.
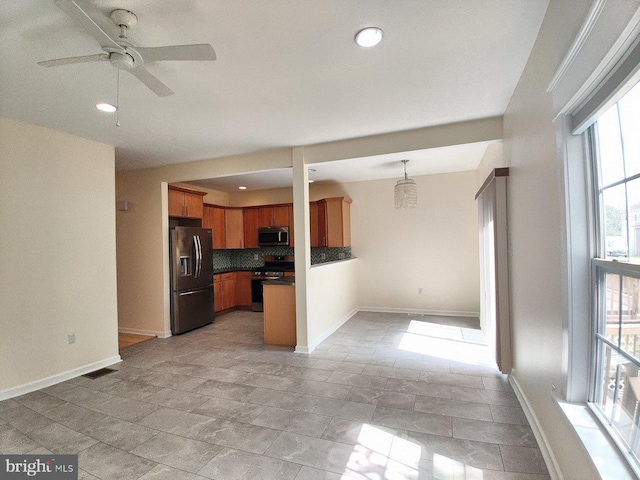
[262,276,296,347]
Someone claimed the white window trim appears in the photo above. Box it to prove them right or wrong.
[556,94,639,480]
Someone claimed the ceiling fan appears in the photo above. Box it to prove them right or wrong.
[38,0,217,97]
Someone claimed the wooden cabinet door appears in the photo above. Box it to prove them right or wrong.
[183,192,203,219]
[168,189,185,217]
[211,207,225,249]
[258,206,273,228]
[272,206,289,227]
[325,197,352,247]
[309,202,318,247]
[317,200,327,247]
[224,209,244,249]
[243,208,260,248]
[222,275,236,310]
[235,272,252,307]
[202,205,213,230]
[288,204,294,247]
[213,278,223,313]
[168,186,205,219]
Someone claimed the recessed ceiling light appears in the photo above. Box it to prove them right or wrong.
[308,179,315,184]
[96,102,117,113]
[238,186,247,190]
[355,27,383,48]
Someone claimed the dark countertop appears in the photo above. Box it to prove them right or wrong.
[213,268,255,275]
[263,276,295,286]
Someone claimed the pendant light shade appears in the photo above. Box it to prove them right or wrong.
[394,160,417,209]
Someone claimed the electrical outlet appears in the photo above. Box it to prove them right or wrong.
[253,253,259,260]
[68,333,76,344]
[320,253,326,260]
[418,288,424,295]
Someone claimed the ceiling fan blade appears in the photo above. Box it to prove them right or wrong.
[135,44,216,63]
[54,0,123,52]
[128,66,174,97]
[38,53,108,67]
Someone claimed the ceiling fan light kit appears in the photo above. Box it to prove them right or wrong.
[38,0,217,98]
[96,102,116,113]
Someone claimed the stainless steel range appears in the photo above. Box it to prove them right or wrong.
[251,255,295,312]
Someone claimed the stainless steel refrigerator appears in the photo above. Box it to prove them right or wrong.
[170,226,214,334]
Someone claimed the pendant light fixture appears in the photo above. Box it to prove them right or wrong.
[394,160,417,209]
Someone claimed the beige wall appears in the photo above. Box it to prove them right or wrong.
[476,142,506,189]
[307,260,359,349]
[500,0,626,477]
[351,171,480,314]
[0,118,119,396]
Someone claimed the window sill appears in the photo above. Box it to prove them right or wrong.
[554,396,637,479]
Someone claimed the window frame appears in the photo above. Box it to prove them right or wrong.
[587,93,640,475]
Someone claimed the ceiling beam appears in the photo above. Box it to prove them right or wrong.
[302,116,503,164]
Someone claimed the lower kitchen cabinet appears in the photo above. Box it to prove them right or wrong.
[214,273,236,312]
[235,271,252,307]
[214,271,252,312]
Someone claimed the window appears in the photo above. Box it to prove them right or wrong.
[591,79,640,471]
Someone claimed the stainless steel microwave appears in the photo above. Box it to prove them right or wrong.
[258,226,289,246]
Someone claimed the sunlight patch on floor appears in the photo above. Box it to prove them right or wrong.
[398,320,494,366]
[343,425,422,479]
[433,453,484,479]
[341,425,487,479]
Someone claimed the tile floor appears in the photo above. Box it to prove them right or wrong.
[0,311,550,479]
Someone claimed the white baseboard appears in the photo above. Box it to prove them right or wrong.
[509,373,563,480]
[118,327,170,339]
[295,307,359,355]
[358,306,480,318]
[0,355,122,401]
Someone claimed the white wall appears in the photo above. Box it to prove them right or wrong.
[0,118,119,397]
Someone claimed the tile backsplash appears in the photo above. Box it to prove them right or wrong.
[212,246,351,270]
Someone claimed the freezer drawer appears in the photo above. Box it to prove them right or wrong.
[171,286,214,335]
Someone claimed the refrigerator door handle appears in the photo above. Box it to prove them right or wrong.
[180,290,199,296]
[193,235,199,278]
[195,235,202,278]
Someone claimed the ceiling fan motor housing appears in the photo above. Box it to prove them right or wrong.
[109,52,135,69]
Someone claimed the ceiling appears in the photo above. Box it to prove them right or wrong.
[187,140,499,192]
[0,1,547,181]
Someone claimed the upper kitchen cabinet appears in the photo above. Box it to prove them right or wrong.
[203,204,226,249]
[258,205,290,228]
[325,197,351,247]
[225,208,244,249]
[312,197,351,247]
[168,185,206,219]
[288,204,294,248]
[243,207,260,248]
